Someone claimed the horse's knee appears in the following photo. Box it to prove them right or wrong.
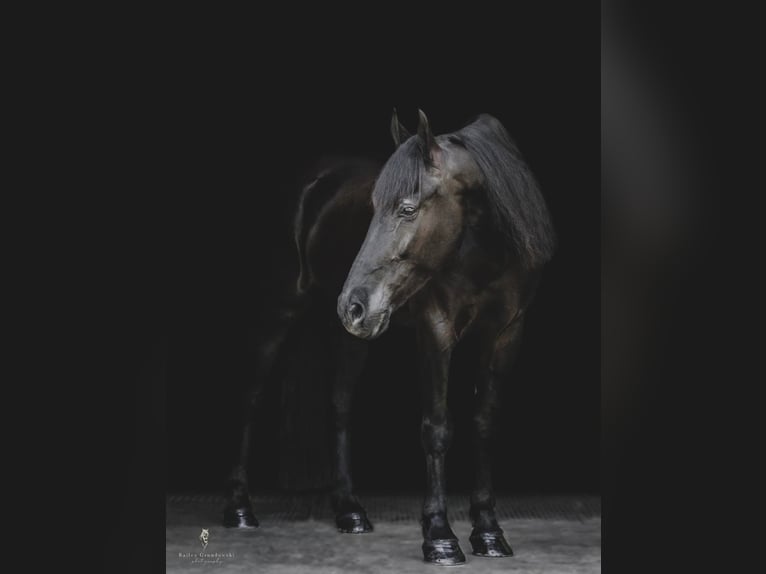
[421,416,453,454]
[473,380,503,440]
[332,391,352,428]
[473,405,499,440]
[473,414,491,441]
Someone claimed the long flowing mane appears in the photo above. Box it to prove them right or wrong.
[454,114,556,269]
[373,114,556,269]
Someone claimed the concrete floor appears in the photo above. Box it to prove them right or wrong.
[167,495,600,573]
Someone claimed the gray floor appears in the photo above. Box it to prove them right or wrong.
[167,494,601,573]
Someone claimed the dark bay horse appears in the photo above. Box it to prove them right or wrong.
[224,110,555,566]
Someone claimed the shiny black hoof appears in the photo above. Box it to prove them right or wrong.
[423,538,466,566]
[223,506,259,528]
[336,511,373,533]
[469,529,513,557]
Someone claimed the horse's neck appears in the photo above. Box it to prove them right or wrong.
[426,223,516,311]
[450,196,518,286]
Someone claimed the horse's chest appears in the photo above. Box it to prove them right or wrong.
[454,304,478,340]
[439,280,520,342]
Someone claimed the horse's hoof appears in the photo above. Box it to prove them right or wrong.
[469,529,513,557]
[223,506,259,528]
[422,538,466,565]
[336,511,373,533]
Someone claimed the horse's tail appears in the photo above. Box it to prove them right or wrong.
[274,301,339,492]
[272,157,381,491]
[293,164,344,296]
[269,161,349,492]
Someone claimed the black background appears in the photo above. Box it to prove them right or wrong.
[61,4,762,573]
[156,50,601,495]
[82,12,605,570]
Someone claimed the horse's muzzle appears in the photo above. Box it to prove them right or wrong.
[338,289,390,340]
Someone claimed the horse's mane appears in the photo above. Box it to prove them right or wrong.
[456,114,556,268]
[374,114,556,269]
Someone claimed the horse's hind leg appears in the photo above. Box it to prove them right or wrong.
[222,374,269,527]
[330,331,373,533]
[468,318,524,557]
[223,307,302,528]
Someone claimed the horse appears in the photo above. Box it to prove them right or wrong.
[223,110,556,566]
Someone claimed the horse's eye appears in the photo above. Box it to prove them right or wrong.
[399,204,418,218]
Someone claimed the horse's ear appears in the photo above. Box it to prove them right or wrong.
[417,109,433,148]
[417,109,440,165]
[390,108,411,147]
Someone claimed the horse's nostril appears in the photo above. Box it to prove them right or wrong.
[349,302,364,321]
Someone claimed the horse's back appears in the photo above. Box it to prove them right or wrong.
[295,157,379,299]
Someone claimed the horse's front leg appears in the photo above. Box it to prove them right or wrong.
[417,319,465,565]
[331,331,373,533]
[468,317,524,557]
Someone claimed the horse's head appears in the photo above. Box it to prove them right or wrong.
[338,110,483,339]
